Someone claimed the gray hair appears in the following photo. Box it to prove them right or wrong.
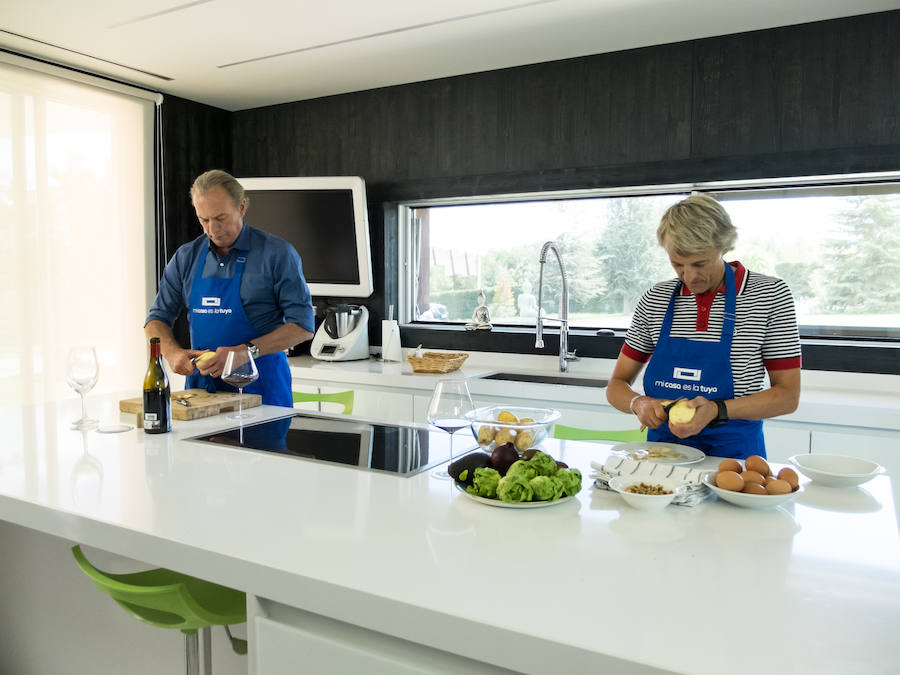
[190,170,249,210]
[657,193,737,255]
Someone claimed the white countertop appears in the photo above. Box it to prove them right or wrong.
[2,394,899,674]
[288,352,900,431]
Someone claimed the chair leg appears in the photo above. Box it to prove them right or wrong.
[185,632,200,675]
[201,626,212,675]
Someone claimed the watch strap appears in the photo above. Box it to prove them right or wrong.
[708,399,728,427]
[245,342,260,358]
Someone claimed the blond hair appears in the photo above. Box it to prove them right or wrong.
[190,170,248,210]
[657,193,737,255]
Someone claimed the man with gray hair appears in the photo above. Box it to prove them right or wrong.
[145,169,314,406]
[606,193,801,459]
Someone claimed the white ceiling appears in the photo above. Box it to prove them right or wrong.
[2,0,899,111]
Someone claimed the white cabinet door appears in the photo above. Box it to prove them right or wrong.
[253,602,518,675]
[763,421,811,464]
[292,379,414,422]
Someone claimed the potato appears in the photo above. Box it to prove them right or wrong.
[194,351,214,365]
[514,431,534,452]
[476,425,496,445]
[494,428,515,445]
[668,400,696,424]
[497,410,518,423]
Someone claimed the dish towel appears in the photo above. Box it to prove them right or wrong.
[591,457,713,507]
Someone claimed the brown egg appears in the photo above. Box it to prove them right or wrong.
[745,455,770,477]
[778,468,800,490]
[765,479,792,495]
[742,482,767,495]
[715,470,744,492]
[740,470,765,485]
[718,459,743,473]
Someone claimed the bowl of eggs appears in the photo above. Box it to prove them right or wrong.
[702,455,802,509]
[608,476,687,512]
[466,406,561,453]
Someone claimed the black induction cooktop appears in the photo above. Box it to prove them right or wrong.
[189,412,475,477]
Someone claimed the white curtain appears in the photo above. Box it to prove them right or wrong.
[0,57,157,407]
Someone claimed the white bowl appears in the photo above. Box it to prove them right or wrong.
[608,475,686,512]
[789,454,885,488]
[701,472,800,510]
[466,405,560,452]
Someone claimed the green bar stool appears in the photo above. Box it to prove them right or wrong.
[292,389,355,415]
[553,424,648,443]
[72,545,247,675]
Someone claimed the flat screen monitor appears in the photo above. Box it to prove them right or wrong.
[239,176,373,298]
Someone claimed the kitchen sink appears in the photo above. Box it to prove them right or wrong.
[479,372,608,388]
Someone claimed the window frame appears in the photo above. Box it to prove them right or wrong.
[396,172,900,375]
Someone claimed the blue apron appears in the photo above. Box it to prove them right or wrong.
[642,263,765,459]
[185,248,293,407]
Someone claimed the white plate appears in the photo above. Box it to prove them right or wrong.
[701,472,801,509]
[609,441,705,465]
[789,454,885,488]
[454,483,575,508]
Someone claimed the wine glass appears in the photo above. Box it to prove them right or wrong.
[66,346,99,430]
[426,379,474,479]
[222,347,259,421]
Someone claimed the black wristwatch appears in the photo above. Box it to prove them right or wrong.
[245,342,260,359]
[708,399,729,427]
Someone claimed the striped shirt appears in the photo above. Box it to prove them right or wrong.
[622,262,802,398]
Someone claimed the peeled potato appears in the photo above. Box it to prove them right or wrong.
[497,410,518,423]
[519,417,535,424]
[476,425,496,445]
[514,431,534,452]
[668,400,696,424]
[194,351,214,365]
[494,428,515,445]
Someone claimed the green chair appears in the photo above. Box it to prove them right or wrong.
[553,424,648,443]
[72,545,247,674]
[292,389,355,415]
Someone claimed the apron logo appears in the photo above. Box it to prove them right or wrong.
[202,297,221,307]
[673,367,701,381]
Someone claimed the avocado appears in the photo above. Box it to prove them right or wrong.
[448,452,492,486]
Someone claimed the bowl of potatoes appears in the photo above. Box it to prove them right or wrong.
[466,405,561,453]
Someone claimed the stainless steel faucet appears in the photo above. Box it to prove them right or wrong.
[535,241,578,372]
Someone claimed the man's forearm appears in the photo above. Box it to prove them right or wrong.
[251,322,314,356]
[144,320,183,359]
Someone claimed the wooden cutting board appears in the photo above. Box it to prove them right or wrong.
[119,389,263,426]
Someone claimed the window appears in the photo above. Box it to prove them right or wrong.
[0,55,157,407]
[401,178,900,341]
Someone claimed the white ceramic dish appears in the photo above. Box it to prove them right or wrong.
[454,483,574,508]
[701,472,801,509]
[466,405,561,451]
[608,475,686,512]
[609,441,705,466]
[789,454,885,488]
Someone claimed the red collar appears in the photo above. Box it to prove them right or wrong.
[682,261,745,331]
[679,261,746,297]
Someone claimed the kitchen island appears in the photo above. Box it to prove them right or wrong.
[1,393,898,674]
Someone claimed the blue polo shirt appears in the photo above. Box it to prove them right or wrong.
[145,223,315,335]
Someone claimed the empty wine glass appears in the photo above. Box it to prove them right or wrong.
[426,379,474,479]
[66,346,99,430]
[222,347,259,421]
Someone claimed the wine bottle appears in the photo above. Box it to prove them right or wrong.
[143,337,171,434]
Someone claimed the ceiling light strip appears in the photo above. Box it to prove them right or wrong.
[107,0,217,29]
[219,0,560,68]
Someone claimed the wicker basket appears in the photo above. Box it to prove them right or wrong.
[406,351,469,374]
